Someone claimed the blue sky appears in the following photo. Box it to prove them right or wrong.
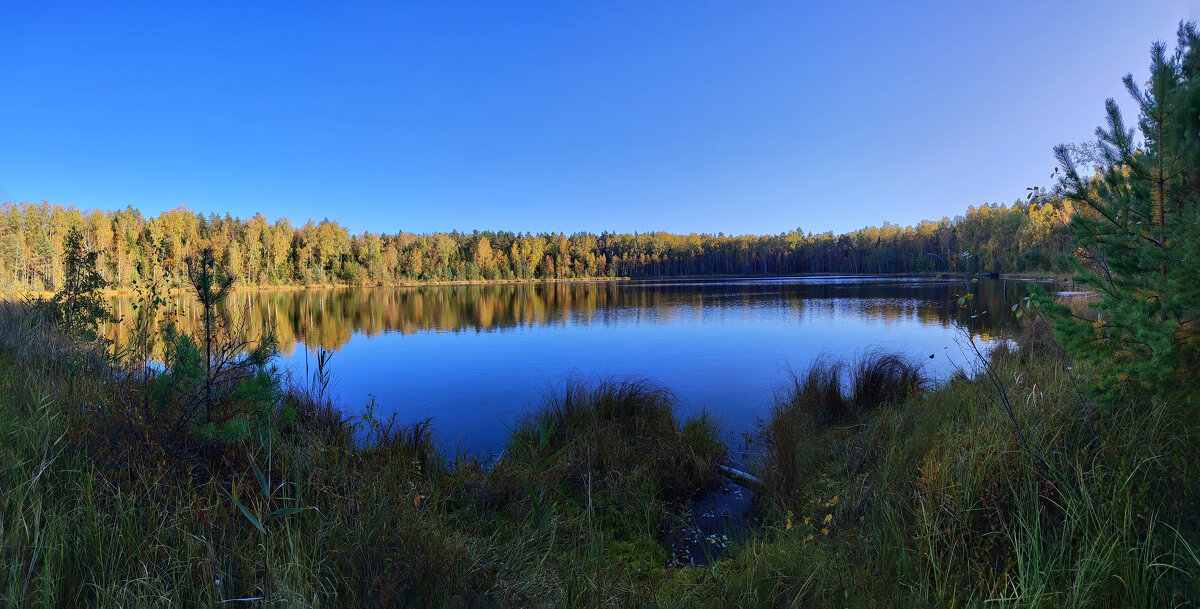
[2,1,1195,236]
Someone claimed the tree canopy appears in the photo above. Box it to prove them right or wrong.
[0,197,1073,293]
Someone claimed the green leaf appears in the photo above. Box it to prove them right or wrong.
[542,437,577,468]
[250,457,269,498]
[231,493,265,534]
[269,507,307,519]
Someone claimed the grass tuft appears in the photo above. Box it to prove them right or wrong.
[762,351,925,490]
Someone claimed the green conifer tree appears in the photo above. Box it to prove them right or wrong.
[187,246,235,420]
[45,227,114,342]
[178,245,280,441]
[1048,22,1200,407]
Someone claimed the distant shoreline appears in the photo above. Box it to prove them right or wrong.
[3,271,1074,300]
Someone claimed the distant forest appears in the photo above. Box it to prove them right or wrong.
[0,196,1073,291]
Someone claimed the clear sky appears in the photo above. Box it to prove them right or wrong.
[2,1,1196,236]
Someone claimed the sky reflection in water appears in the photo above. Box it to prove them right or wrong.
[106,276,1046,454]
[242,277,1039,454]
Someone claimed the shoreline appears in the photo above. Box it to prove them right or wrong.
[5,275,635,299]
[4,271,1074,299]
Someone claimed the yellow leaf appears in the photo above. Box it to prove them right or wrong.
[824,513,832,523]
[821,527,829,536]
[786,518,792,531]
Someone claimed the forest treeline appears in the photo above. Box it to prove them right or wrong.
[0,195,1073,292]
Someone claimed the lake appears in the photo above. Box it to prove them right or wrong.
[109,276,1055,455]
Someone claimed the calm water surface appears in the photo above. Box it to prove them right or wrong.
[111,276,1055,454]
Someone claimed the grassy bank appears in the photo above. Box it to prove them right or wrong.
[0,301,726,607]
[1,304,1196,607]
[729,322,1198,606]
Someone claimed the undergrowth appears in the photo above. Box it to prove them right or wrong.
[736,318,1199,607]
[1,301,1196,607]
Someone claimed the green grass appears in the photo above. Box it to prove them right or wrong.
[1,303,1196,607]
[733,323,1199,606]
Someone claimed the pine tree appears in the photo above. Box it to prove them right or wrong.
[179,245,279,441]
[1048,22,1200,407]
[45,227,114,342]
[187,246,235,419]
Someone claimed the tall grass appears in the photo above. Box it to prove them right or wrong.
[506,377,725,501]
[2,300,1196,606]
[738,318,1199,606]
[762,351,926,491]
[0,305,733,607]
